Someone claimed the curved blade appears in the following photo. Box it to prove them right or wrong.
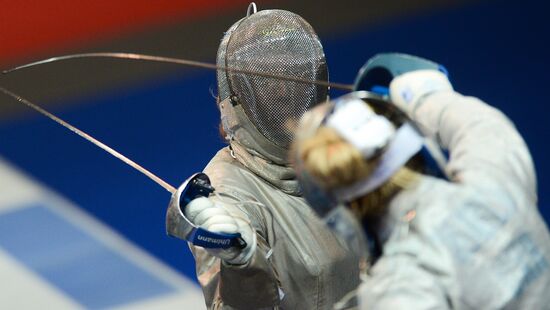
[0,86,176,194]
[2,52,354,91]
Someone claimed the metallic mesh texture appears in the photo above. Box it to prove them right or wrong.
[217,10,328,148]
[217,19,242,103]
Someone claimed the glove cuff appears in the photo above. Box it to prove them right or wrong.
[389,70,453,115]
[224,233,257,266]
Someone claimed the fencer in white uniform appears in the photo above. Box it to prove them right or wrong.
[173,6,364,309]
[292,54,550,309]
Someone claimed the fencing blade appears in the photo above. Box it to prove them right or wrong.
[2,52,355,91]
[0,52,355,192]
[0,86,177,194]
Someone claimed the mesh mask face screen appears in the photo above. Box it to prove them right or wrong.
[217,19,242,103]
[218,10,328,148]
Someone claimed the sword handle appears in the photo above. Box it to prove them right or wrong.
[172,173,247,250]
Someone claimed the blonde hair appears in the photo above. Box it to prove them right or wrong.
[298,126,419,218]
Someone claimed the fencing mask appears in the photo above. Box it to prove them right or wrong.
[217,8,328,159]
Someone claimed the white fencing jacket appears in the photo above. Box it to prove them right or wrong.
[358,91,550,309]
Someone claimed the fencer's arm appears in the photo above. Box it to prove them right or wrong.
[189,192,280,309]
[390,70,537,203]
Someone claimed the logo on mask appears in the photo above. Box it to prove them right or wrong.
[197,235,231,246]
[262,27,297,38]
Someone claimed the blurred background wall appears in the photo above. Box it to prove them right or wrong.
[0,0,548,307]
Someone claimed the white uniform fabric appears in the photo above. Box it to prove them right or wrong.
[190,146,364,309]
[358,90,550,309]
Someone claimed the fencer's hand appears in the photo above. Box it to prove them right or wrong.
[389,69,453,116]
[185,197,257,265]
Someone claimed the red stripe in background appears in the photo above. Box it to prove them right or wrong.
[0,0,255,66]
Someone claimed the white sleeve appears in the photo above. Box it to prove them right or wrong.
[409,91,537,205]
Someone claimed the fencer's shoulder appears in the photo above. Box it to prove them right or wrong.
[393,176,513,244]
[407,175,485,203]
[203,147,258,188]
[204,147,239,168]
[393,176,483,226]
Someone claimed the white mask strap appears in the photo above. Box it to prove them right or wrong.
[333,123,423,201]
